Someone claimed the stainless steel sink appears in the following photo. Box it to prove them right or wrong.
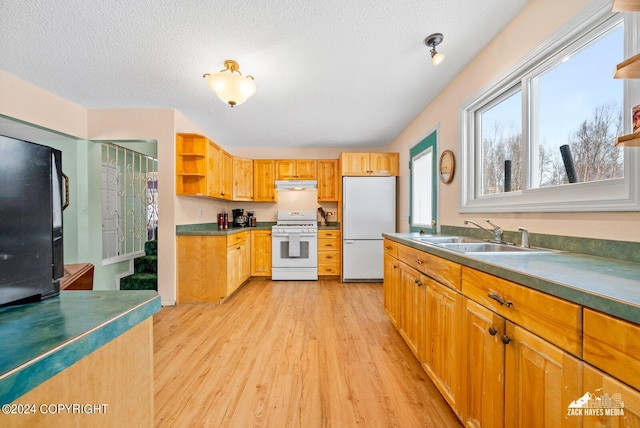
[436,242,552,254]
[412,236,483,244]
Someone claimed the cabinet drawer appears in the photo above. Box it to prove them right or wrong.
[318,264,340,275]
[318,250,340,263]
[397,244,461,291]
[319,230,340,239]
[318,238,340,250]
[383,240,398,258]
[462,267,582,356]
[227,231,248,246]
[584,308,640,390]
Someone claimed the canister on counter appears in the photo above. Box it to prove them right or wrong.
[217,213,224,230]
[223,213,229,229]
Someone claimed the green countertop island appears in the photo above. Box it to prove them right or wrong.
[0,290,160,427]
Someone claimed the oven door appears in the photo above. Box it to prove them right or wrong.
[272,232,318,268]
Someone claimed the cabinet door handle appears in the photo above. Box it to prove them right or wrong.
[488,327,498,336]
[414,279,422,287]
[326,256,332,259]
[488,292,513,308]
[501,334,511,345]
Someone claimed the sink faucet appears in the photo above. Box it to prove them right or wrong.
[518,226,529,248]
[464,219,504,243]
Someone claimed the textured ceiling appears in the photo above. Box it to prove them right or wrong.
[0,0,528,149]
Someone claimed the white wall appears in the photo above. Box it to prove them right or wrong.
[387,0,640,241]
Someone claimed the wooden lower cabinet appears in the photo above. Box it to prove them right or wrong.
[383,238,640,428]
[318,230,341,276]
[383,252,400,327]
[227,232,251,296]
[394,242,462,415]
[504,322,582,428]
[462,299,505,428]
[250,230,271,276]
[462,297,584,428]
[398,263,426,359]
[584,308,640,391]
[177,232,250,303]
[583,364,640,427]
[423,278,462,414]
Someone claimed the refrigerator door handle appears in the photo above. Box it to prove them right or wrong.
[344,240,355,244]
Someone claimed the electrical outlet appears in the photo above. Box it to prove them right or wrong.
[199,208,203,217]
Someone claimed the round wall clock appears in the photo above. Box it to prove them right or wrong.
[439,150,455,184]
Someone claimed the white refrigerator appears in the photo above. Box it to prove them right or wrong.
[342,176,396,281]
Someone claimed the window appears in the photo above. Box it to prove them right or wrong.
[477,87,522,195]
[101,143,158,264]
[461,1,640,212]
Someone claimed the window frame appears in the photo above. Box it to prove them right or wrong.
[409,129,438,232]
[460,0,640,213]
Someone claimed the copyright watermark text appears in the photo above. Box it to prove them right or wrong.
[2,403,109,415]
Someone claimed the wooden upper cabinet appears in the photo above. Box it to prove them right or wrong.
[207,141,221,198]
[340,152,399,176]
[340,153,370,176]
[253,160,277,202]
[176,134,207,196]
[207,141,232,200]
[370,153,399,176]
[317,159,339,201]
[232,157,253,201]
[221,150,233,200]
[275,159,317,180]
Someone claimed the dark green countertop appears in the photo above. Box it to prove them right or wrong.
[383,233,640,325]
[0,290,160,404]
[176,222,273,236]
[177,221,341,235]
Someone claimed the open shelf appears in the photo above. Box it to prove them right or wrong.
[614,52,640,79]
[612,0,640,11]
[616,133,640,147]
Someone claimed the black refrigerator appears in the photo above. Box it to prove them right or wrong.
[0,135,64,306]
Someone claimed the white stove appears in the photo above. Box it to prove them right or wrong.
[271,210,318,280]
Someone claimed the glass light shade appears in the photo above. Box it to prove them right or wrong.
[206,71,256,106]
[432,52,445,66]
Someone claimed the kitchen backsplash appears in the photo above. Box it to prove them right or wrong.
[229,190,338,223]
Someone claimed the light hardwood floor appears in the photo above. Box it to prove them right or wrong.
[154,278,461,427]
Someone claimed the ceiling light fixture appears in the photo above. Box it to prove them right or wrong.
[425,33,445,66]
[203,60,256,107]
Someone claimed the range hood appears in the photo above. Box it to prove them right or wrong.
[275,180,318,191]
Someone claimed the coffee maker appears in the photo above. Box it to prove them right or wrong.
[232,209,247,227]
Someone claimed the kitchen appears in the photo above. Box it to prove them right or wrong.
[1,0,640,426]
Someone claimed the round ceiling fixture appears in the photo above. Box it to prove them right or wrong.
[203,60,256,107]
